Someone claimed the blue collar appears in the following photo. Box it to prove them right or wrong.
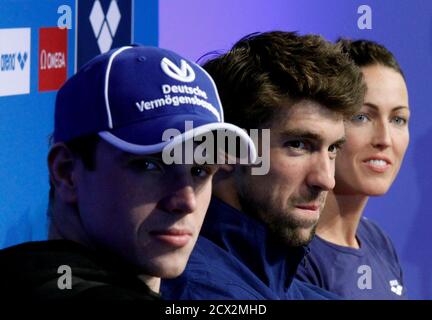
[200,196,307,295]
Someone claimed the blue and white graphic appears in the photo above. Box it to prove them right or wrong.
[89,0,121,54]
[17,52,29,70]
[390,280,403,296]
[161,58,196,83]
[0,28,31,97]
[77,0,133,70]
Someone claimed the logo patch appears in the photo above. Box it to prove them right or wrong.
[0,28,31,97]
[76,0,132,70]
[161,58,196,82]
[89,0,121,54]
[390,280,403,296]
[17,52,28,70]
[38,27,68,92]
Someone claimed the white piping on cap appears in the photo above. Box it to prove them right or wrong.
[104,46,133,129]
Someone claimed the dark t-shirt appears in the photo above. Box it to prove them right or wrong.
[296,218,406,299]
[0,240,160,300]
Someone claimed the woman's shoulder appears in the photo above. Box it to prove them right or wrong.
[359,217,390,239]
[358,217,399,260]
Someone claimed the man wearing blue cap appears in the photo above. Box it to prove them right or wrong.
[0,45,256,300]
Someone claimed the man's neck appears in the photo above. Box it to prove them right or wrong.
[317,192,368,249]
[50,203,162,295]
[48,204,95,249]
[212,172,242,211]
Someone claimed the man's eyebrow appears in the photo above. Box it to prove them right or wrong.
[281,129,324,143]
[281,129,346,147]
[332,137,347,147]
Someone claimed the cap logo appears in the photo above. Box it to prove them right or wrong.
[161,57,195,82]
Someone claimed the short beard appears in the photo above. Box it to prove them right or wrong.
[237,184,319,247]
[264,212,317,247]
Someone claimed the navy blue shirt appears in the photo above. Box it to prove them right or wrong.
[296,217,406,299]
[162,197,339,300]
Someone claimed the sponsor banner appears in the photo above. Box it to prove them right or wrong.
[38,27,68,92]
[0,28,31,97]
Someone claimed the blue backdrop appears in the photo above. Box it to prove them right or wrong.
[1,0,431,299]
[0,1,158,246]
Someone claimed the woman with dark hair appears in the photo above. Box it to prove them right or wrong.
[296,39,410,299]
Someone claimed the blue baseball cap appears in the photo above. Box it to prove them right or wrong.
[54,45,256,161]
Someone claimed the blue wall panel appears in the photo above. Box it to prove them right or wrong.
[0,0,158,247]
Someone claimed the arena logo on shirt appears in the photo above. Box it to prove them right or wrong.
[390,279,403,296]
[0,28,31,97]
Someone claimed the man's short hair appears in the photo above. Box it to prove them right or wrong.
[337,38,404,78]
[202,31,366,129]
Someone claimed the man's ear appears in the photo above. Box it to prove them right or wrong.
[48,143,79,203]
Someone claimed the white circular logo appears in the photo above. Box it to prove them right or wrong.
[161,57,195,82]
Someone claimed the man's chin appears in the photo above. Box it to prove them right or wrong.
[292,228,316,247]
[273,225,317,247]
